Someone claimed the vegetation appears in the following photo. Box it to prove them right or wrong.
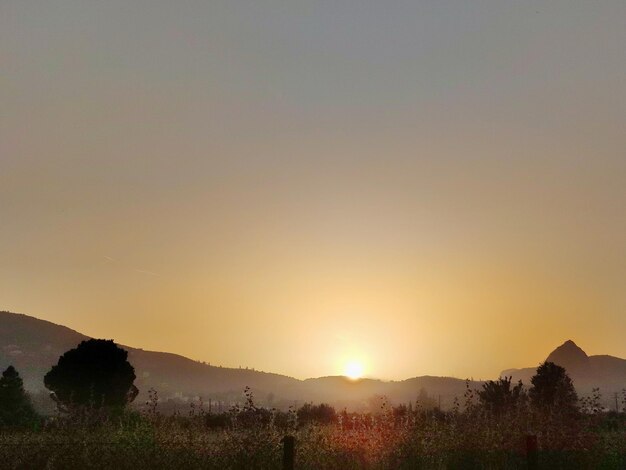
[297,402,337,426]
[0,383,624,468]
[478,376,525,415]
[529,361,579,415]
[44,339,138,411]
[1,348,625,468]
[0,366,39,428]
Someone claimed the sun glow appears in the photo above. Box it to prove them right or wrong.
[344,360,364,380]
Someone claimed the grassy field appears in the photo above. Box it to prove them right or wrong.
[1,395,625,470]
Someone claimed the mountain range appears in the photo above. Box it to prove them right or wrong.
[502,339,626,397]
[2,311,625,412]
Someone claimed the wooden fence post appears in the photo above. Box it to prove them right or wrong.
[282,435,295,470]
[525,434,538,470]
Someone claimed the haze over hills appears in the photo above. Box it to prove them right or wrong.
[0,311,473,410]
[1,311,301,408]
[502,339,626,398]
[2,311,625,412]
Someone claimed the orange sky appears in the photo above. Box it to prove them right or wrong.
[1,1,625,380]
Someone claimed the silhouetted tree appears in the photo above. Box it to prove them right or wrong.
[44,339,138,410]
[529,361,578,415]
[297,402,337,425]
[478,376,525,415]
[0,366,38,427]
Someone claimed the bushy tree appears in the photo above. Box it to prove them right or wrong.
[297,402,337,425]
[44,339,138,410]
[529,361,578,415]
[478,376,526,415]
[0,366,38,427]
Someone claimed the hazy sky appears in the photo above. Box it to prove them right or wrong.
[1,0,625,380]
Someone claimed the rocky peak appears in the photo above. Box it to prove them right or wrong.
[545,340,590,371]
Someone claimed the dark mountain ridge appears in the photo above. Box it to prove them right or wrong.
[501,339,626,397]
[0,311,475,411]
[0,311,300,403]
[3,311,624,412]
[546,340,590,371]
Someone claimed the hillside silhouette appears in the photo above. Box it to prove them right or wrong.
[1,311,476,410]
[1,311,299,408]
[502,339,626,399]
[2,311,625,411]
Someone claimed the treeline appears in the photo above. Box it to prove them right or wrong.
[2,339,626,469]
[2,337,626,430]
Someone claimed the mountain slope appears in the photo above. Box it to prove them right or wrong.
[0,311,89,391]
[501,340,626,396]
[0,311,300,404]
[0,311,475,410]
[4,311,624,412]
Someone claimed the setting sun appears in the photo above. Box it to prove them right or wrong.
[2,1,626,466]
[344,360,365,380]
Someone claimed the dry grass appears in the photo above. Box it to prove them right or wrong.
[1,389,625,469]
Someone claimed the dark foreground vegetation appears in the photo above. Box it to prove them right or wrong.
[1,340,625,469]
[1,389,626,469]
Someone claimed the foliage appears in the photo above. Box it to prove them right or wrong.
[297,402,337,426]
[478,376,526,415]
[44,339,138,410]
[0,366,39,428]
[580,387,604,414]
[529,361,578,415]
[2,376,626,469]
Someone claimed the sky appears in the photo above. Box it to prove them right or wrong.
[1,0,625,381]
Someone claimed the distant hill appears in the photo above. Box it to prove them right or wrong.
[501,340,626,399]
[0,311,299,407]
[5,311,624,413]
[0,311,89,392]
[0,311,476,411]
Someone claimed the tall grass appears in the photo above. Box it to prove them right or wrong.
[1,387,625,469]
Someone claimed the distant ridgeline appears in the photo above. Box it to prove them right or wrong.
[502,340,626,398]
[2,311,625,413]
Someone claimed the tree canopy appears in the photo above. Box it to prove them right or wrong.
[529,361,578,415]
[297,402,337,425]
[0,366,38,427]
[44,339,138,409]
[478,376,525,415]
